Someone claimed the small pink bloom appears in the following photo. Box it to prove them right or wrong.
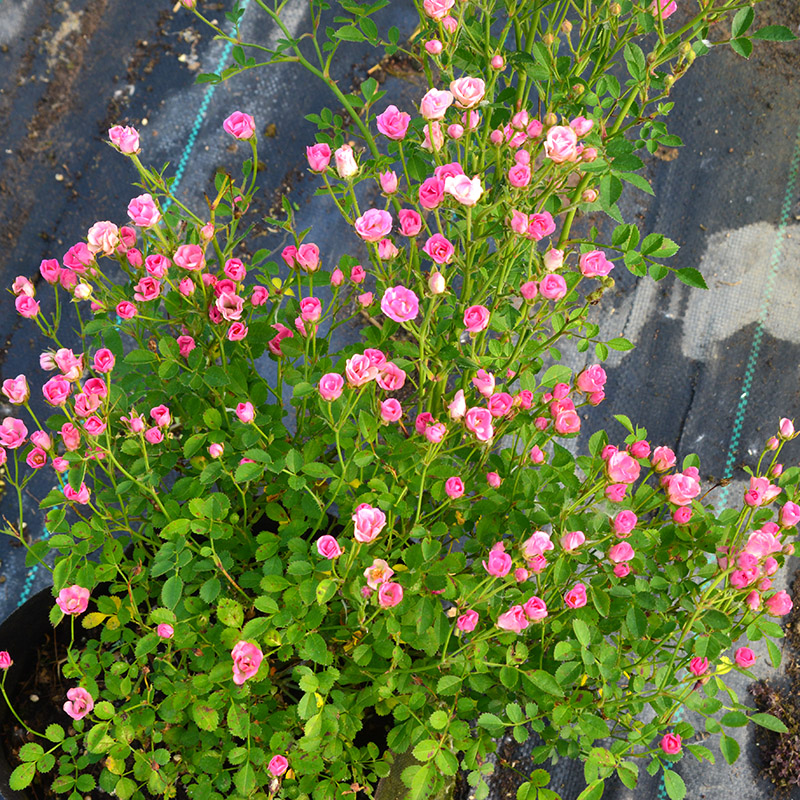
[497,605,529,633]
[15,295,40,318]
[381,286,419,323]
[355,209,393,243]
[651,446,677,472]
[268,323,293,356]
[613,510,637,537]
[376,105,411,140]
[472,369,495,398]
[144,428,163,445]
[689,656,709,676]
[578,251,614,277]
[539,273,567,300]
[523,596,548,621]
[92,348,115,373]
[766,591,793,616]
[779,418,795,439]
[380,399,402,423]
[268,756,289,777]
[544,248,564,271]
[2,375,29,405]
[650,0,677,19]
[544,126,579,163]
[364,559,394,589]
[156,624,174,639]
[223,111,256,140]
[0,652,12,670]
[483,548,512,577]
[63,687,94,720]
[231,640,263,685]
[352,503,387,544]
[319,373,344,401]
[527,212,556,241]
[613,563,631,578]
[423,233,455,265]
[507,163,531,188]
[208,443,224,459]
[418,176,445,210]
[425,422,446,443]
[108,125,139,154]
[606,484,627,503]
[529,446,545,464]
[425,39,443,55]
[378,582,403,608]
[0,417,28,449]
[334,144,358,179]
[561,531,585,552]
[235,402,255,423]
[379,170,398,194]
[448,389,466,420]
[607,451,641,484]
[445,477,464,499]
[56,585,90,615]
[486,472,502,488]
[464,305,490,333]
[673,507,692,524]
[660,734,681,755]
[665,472,701,506]
[39,258,61,284]
[734,647,756,668]
[564,583,587,609]
[780,502,800,527]
[420,88,454,120]
[554,409,581,435]
[176,335,196,358]
[173,244,205,271]
[127,193,161,227]
[456,610,479,633]
[487,393,513,418]
[443,174,483,206]
[398,209,423,237]
[116,301,137,320]
[306,143,331,172]
[491,55,504,69]
[317,534,343,559]
[465,407,494,441]
[521,531,554,559]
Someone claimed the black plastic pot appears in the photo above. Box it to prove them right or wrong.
[0,588,59,800]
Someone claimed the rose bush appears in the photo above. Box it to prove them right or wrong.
[2,1,799,800]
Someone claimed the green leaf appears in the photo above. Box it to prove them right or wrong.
[192,703,220,731]
[530,669,564,696]
[412,739,439,762]
[719,733,740,765]
[183,433,207,459]
[19,743,44,761]
[730,37,753,59]
[234,764,256,796]
[664,769,686,800]
[435,748,459,776]
[576,779,605,800]
[721,711,748,727]
[430,710,449,730]
[619,172,654,195]
[751,25,797,41]
[573,619,591,647]
[640,233,664,256]
[732,6,754,38]
[766,638,782,668]
[477,713,505,736]
[607,337,635,352]
[227,704,251,738]
[45,724,65,743]
[613,414,635,434]
[702,609,729,630]
[623,42,645,81]
[437,675,462,695]
[51,775,76,794]
[334,25,364,41]
[751,712,789,733]
[626,607,646,638]
[203,408,222,430]
[9,763,36,791]
[316,578,337,605]
[301,632,331,665]
[675,268,708,289]
[161,575,183,609]
[124,349,157,365]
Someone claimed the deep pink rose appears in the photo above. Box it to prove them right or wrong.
[56,585,90,615]
[564,583,587,609]
[376,105,411,140]
[381,286,419,323]
[607,451,641,484]
[734,647,756,668]
[223,111,256,140]
[231,640,263,684]
[378,582,403,608]
[268,755,289,777]
[660,733,681,755]
[63,687,94,720]
[464,305,490,333]
[317,534,343,559]
[456,610,479,633]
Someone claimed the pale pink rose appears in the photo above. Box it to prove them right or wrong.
[606,484,627,503]
[579,250,615,278]
[445,477,464,499]
[2,375,29,405]
[448,123,464,139]
[60,423,81,451]
[12,276,35,297]
[335,144,358,178]
[564,583,587,609]
[651,446,677,472]
[744,476,781,507]
[143,428,163,445]
[15,295,40,318]
[0,652,12,670]
[434,162,464,181]
[544,126,579,163]
[780,502,800,527]
[355,209,393,243]
[465,407,494,441]
[108,125,139,154]
[444,174,483,206]
[521,531,554,559]
[483,548,512,577]
[448,389,466,420]
[422,233,455,265]
[520,281,538,300]
[421,121,445,151]
[544,248,564,271]
[376,105,411,140]
[496,605,529,633]
[380,399,402,423]
[352,503,387,543]
[364,558,394,589]
[664,472,701,506]
[509,209,529,235]
[554,409,581,435]
[660,734,682,755]
[378,582,404,608]
[63,687,94,720]
[779,418,795,439]
[650,0,677,19]
[317,534,343,559]
[560,531,585,552]
[608,542,635,564]
[30,431,52,450]
[734,647,756,668]
[268,755,289,777]
[174,244,205,271]
[345,354,379,387]
[377,240,398,261]
[376,363,406,392]
[527,212,555,241]
[250,285,269,306]
[472,369,495,398]
[449,77,485,109]
[127,193,161,228]
[379,170,398,194]
[428,272,446,294]
[539,273,568,300]
[0,417,27,450]
[319,373,344,401]
[607,451,641,484]
[613,510,638,537]
[529,445,545,464]
[422,0,455,20]
[231,640,263,685]
[381,286,419,323]
[766,591,793,616]
[425,39,443,55]
[570,116,594,136]
[508,163,531,188]
[63,242,93,273]
[223,111,255,140]
[398,209,422,237]
[295,243,320,273]
[523,596,548,621]
[743,530,782,559]
[86,221,119,256]
[56,585,90,615]
[456,610,479,633]
[306,143,331,172]
[464,305,490,333]
[420,88,454,121]
[364,349,387,368]
[268,324,293,356]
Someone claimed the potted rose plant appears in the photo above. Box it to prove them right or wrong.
[1,0,799,799]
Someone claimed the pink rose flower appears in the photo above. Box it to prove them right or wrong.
[173,244,205,271]
[544,126,579,163]
[689,656,709,676]
[472,369,495,398]
[521,531,554,559]
[660,733,682,755]
[0,652,12,670]
[483,548,512,577]
[2,375,29,405]
[464,305,490,333]
[16,295,40,318]
[380,399,402,423]
[379,170,398,194]
[449,76,485,109]
[607,451,641,484]
[268,755,289,777]
[420,88,454,120]
[381,286,419,323]
[544,248,564,271]
[507,163,531,188]
[0,417,28,449]
[398,209,423,237]
[445,477,464,499]
[579,250,615,278]
[443,174,483,206]
[156,624,174,639]
[539,273,568,300]
[423,233,455,264]
[56,585,90,615]
[108,125,140,154]
[63,687,94,720]
[456,610,479,633]
[651,446,677,472]
[564,583,587,609]
[613,510,638,537]
[734,647,756,668]
[560,531,585,552]
[86,221,119,256]
[487,393,513,418]
[317,534,343,559]
[766,590,793,616]
[352,503,387,543]
[376,362,406,392]
[364,559,394,589]
[497,605,529,633]
[486,471,502,488]
[523,596,548,621]
[39,258,61,284]
[664,472,701,506]
[355,209,393,243]
[527,212,556,241]
[306,143,331,172]
[780,502,800,527]
[465,407,494,442]
[127,193,161,228]
[378,582,404,608]
[650,0,677,19]
[231,640,263,684]
[448,389,466,420]
[223,111,256,140]
[335,144,358,179]
[418,176,445,210]
[376,105,411,140]
[235,402,255,424]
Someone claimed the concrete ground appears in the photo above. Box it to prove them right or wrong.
[1,0,800,797]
